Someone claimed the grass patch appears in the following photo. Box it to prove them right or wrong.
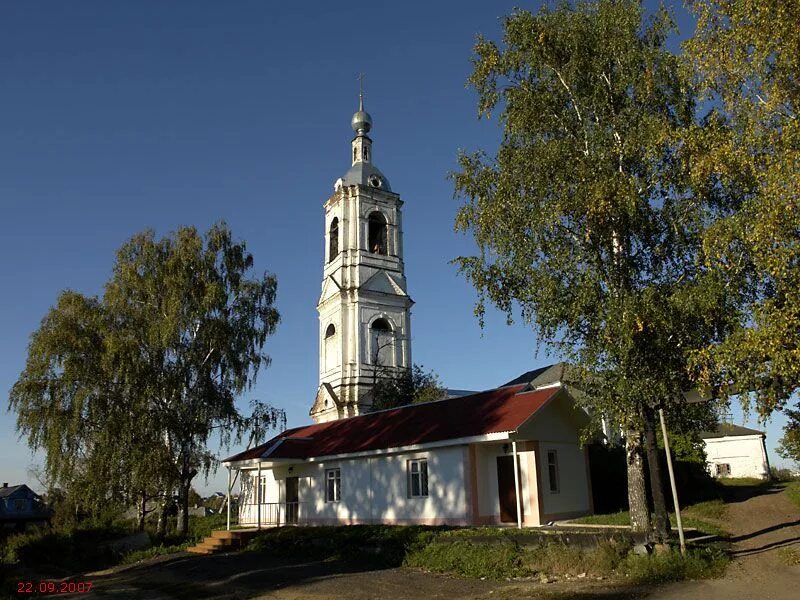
[245,525,728,585]
[785,482,800,510]
[121,543,190,565]
[683,499,727,521]
[405,540,528,579]
[778,547,800,566]
[716,477,768,487]
[246,525,441,567]
[569,512,631,526]
[407,537,726,583]
[570,497,730,538]
[620,545,728,584]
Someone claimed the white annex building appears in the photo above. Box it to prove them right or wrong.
[222,98,594,529]
[700,423,770,480]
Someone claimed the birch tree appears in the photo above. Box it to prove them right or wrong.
[453,0,734,538]
[686,0,800,417]
[10,223,284,535]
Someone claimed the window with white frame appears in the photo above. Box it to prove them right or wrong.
[325,468,341,502]
[408,459,429,498]
[258,475,267,504]
[547,450,560,493]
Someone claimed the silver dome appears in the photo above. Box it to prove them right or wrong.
[341,162,391,192]
[351,110,372,133]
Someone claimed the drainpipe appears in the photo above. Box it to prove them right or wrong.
[512,441,522,529]
[226,466,232,531]
[257,462,262,530]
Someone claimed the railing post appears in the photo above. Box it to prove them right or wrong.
[512,441,523,529]
[226,466,232,531]
[257,463,262,531]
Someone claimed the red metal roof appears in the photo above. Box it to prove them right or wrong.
[223,385,559,463]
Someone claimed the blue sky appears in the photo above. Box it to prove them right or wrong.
[0,1,791,495]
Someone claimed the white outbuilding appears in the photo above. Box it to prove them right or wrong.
[223,384,594,529]
[700,423,770,479]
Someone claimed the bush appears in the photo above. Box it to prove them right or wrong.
[771,467,798,482]
[1,523,129,572]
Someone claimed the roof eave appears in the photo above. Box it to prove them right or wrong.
[225,431,515,467]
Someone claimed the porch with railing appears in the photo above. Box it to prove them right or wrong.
[238,501,309,527]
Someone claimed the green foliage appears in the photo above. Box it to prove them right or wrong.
[770,467,798,482]
[453,0,734,429]
[686,0,800,415]
[452,0,739,537]
[777,408,800,467]
[9,223,284,530]
[370,364,447,411]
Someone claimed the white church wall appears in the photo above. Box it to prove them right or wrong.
[537,441,591,519]
[703,435,769,479]
[242,446,469,526]
[517,394,592,520]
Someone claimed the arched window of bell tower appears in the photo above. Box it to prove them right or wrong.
[369,318,394,367]
[324,323,337,372]
[367,212,388,255]
[329,217,339,262]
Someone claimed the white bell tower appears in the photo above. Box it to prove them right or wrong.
[310,92,413,423]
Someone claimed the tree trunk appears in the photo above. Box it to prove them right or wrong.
[644,405,671,544]
[156,493,170,538]
[138,490,147,532]
[176,480,190,537]
[626,428,651,535]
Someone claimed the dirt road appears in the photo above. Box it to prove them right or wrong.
[649,484,800,600]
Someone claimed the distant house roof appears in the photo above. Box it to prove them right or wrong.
[501,363,568,388]
[699,423,765,439]
[0,484,31,499]
[445,388,478,398]
[0,483,39,498]
[224,384,563,464]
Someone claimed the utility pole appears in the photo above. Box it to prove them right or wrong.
[658,408,686,554]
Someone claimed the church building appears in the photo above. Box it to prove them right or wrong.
[222,97,593,530]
